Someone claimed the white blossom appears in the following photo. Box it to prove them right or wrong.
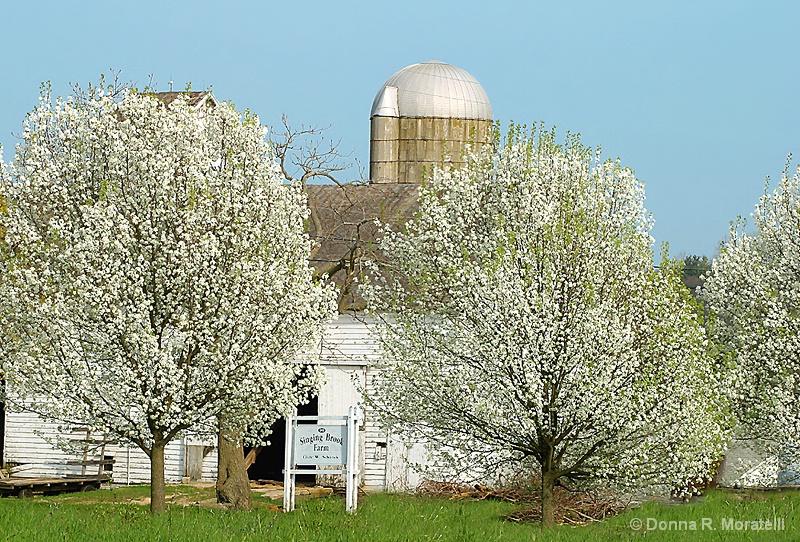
[0,84,336,502]
[363,127,729,522]
[702,166,800,477]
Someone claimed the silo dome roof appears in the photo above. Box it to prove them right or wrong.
[371,60,492,120]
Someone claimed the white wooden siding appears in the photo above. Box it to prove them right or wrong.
[105,439,218,485]
[315,314,414,491]
[2,314,424,492]
[3,407,209,484]
[385,437,429,491]
[362,367,388,491]
[4,410,85,478]
[317,314,378,489]
[319,314,381,365]
[316,314,429,492]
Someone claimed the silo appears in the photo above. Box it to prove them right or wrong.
[369,60,493,183]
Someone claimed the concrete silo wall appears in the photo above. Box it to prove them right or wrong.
[370,116,492,183]
[370,116,400,183]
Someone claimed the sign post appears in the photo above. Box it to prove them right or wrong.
[283,406,361,513]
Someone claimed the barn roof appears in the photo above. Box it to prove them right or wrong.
[306,183,419,311]
[152,91,218,109]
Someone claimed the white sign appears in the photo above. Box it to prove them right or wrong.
[284,407,361,513]
[295,425,347,465]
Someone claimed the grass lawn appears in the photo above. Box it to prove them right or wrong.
[0,485,798,541]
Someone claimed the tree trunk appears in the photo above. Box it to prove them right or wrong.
[216,428,253,510]
[150,440,166,514]
[541,467,558,527]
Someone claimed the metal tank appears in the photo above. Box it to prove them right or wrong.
[369,60,493,183]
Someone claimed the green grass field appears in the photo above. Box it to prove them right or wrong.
[0,486,798,541]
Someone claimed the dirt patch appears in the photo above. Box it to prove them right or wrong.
[721,489,772,502]
[249,481,334,501]
[66,481,332,510]
[124,492,227,509]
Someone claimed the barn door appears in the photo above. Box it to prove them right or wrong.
[245,396,318,483]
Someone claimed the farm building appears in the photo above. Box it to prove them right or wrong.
[0,314,428,491]
[0,60,490,491]
[0,60,774,492]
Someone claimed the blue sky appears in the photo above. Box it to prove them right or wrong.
[2,0,799,258]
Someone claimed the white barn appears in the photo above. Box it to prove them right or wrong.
[0,314,429,491]
[2,60,770,493]
[1,62,484,491]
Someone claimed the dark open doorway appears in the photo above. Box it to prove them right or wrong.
[245,396,318,483]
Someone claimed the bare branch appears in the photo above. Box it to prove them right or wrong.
[271,115,357,188]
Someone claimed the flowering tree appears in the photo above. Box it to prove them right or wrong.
[701,168,800,477]
[0,81,336,513]
[364,128,729,526]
